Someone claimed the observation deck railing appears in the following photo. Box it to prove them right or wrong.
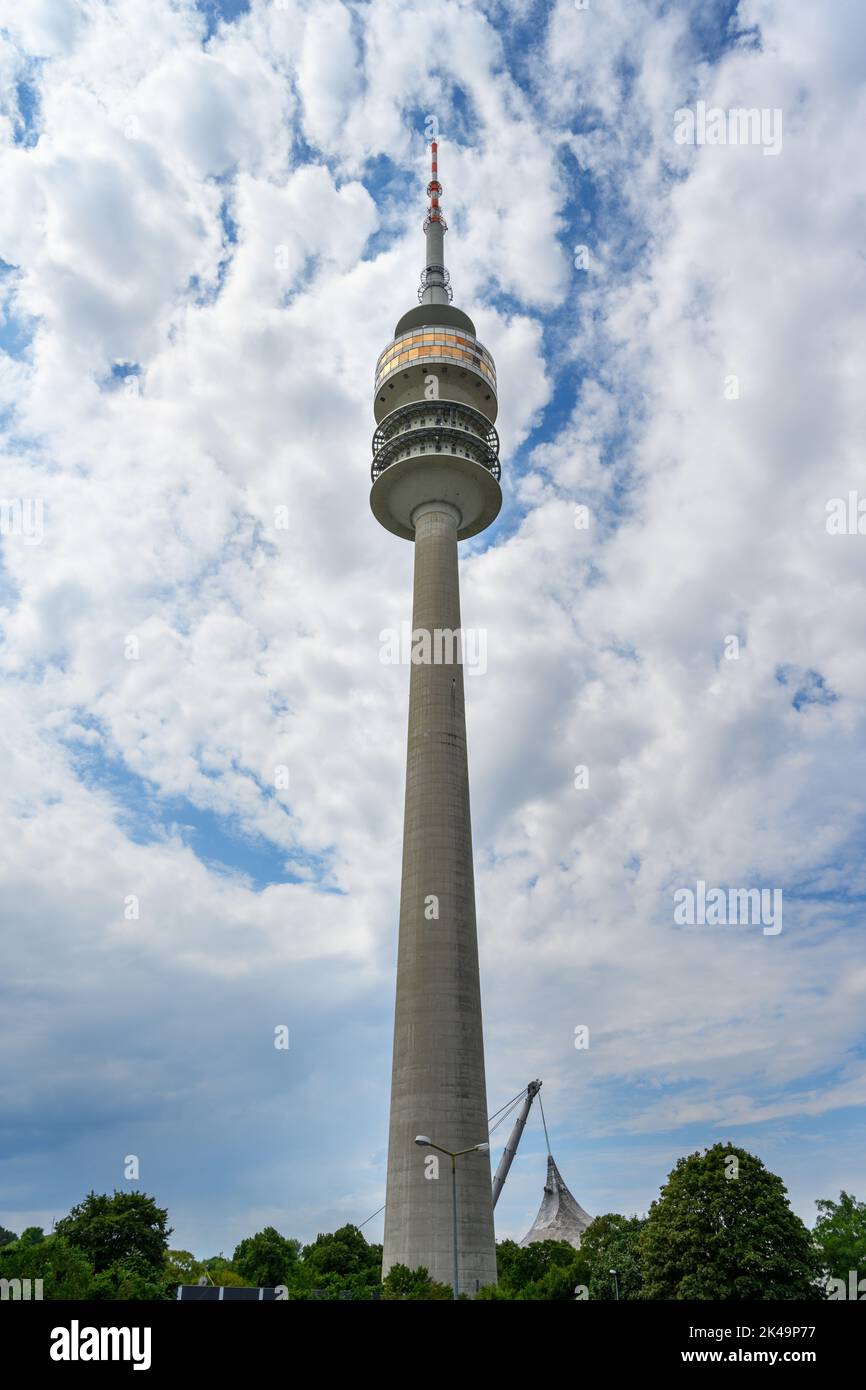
[371,400,500,484]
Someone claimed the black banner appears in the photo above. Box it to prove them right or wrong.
[4,1298,860,1374]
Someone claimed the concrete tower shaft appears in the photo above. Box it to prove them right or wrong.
[372,143,500,1292]
[382,500,497,1291]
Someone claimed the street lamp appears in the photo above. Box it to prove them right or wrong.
[610,1268,620,1301]
[415,1135,490,1299]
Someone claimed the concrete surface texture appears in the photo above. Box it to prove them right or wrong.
[381,501,497,1292]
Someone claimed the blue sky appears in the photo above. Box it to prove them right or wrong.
[1,0,865,1259]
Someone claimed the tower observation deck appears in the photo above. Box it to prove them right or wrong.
[372,143,500,1294]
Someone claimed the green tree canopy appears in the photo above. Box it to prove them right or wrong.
[54,1190,172,1273]
[232,1226,300,1287]
[164,1249,206,1288]
[579,1213,645,1300]
[301,1224,380,1281]
[381,1263,453,1300]
[90,1253,174,1301]
[0,1234,94,1299]
[0,1227,18,1249]
[641,1143,825,1300]
[516,1261,587,1300]
[18,1226,46,1247]
[813,1191,866,1283]
[492,1238,586,1299]
[201,1257,247,1288]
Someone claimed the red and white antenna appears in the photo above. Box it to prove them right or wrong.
[424,139,447,232]
[420,139,451,302]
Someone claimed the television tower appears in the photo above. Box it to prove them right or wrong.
[371,142,501,1293]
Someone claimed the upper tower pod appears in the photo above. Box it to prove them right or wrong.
[370,142,502,542]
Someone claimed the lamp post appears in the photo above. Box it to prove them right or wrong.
[415,1136,490,1298]
[610,1268,620,1301]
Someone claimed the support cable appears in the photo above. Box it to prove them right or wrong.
[487,1089,526,1125]
[537,1090,552,1156]
[357,1204,385,1231]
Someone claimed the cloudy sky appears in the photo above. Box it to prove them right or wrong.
[1,0,865,1259]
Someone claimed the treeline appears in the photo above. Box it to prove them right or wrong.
[483,1145,864,1300]
[0,1198,390,1302]
[2,1143,864,1300]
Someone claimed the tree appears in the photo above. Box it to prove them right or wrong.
[232,1227,300,1287]
[284,1225,383,1300]
[18,1226,46,1247]
[474,1280,514,1300]
[641,1144,825,1300]
[90,1254,174,1301]
[301,1224,379,1281]
[519,1263,586,1300]
[54,1191,172,1273]
[163,1249,206,1291]
[381,1263,454,1300]
[813,1191,866,1284]
[491,1238,586,1299]
[0,1227,18,1249]
[579,1214,645,1300]
[0,1234,94,1299]
[201,1257,247,1288]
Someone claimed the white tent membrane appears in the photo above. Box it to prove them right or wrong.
[520,1156,594,1250]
